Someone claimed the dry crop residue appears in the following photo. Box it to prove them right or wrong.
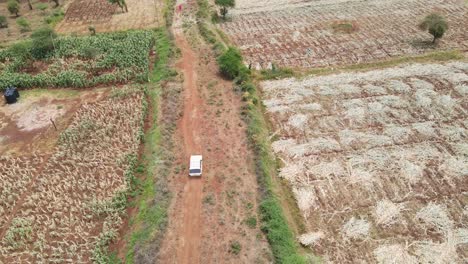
[0,87,145,262]
[261,62,468,263]
[220,0,468,69]
[56,0,163,34]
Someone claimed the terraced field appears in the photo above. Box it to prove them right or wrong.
[220,0,468,69]
[261,62,468,263]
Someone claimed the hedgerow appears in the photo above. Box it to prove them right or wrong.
[0,30,155,89]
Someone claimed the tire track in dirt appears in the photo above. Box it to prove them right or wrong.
[171,8,204,264]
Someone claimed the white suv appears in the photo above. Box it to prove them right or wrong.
[189,155,203,177]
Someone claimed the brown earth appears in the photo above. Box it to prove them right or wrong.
[55,0,164,34]
[0,0,69,46]
[156,1,272,263]
[0,88,109,155]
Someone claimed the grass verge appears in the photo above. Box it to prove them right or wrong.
[194,1,307,261]
[123,28,177,263]
[261,50,465,80]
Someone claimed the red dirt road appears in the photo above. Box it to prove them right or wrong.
[174,26,204,264]
[157,2,271,263]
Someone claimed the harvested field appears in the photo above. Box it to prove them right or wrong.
[220,0,468,69]
[0,86,146,262]
[0,88,108,155]
[261,62,468,262]
[56,0,164,34]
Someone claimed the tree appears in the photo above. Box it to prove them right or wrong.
[108,0,128,13]
[31,27,58,59]
[7,0,20,17]
[0,16,7,28]
[419,13,448,44]
[27,0,33,10]
[215,0,235,20]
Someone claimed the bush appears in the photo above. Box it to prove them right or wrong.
[229,241,241,255]
[419,13,448,43]
[0,16,7,28]
[36,3,49,12]
[9,41,32,59]
[16,18,31,33]
[45,9,64,26]
[31,27,58,59]
[244,216,257,228]
[217,47,249,80]
[7,0,20,17]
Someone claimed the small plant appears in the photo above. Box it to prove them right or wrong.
[332,21,358,33]
[0,15,8,28]
[16,18,31,33]
[36,3,49,12]
[108,0,128,13]
[3,218,33,249]
[45,9,64,26]
[244,216,257,228]
[88,25,96,35]
[419,13,448,44]
[7,0,20,17]
[229,241,242,255]
[215,0,235,20]
[203,194,215,205]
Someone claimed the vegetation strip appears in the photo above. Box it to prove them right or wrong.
[196,0,306,262]
[0,30,154,89]
[123,28,179,263]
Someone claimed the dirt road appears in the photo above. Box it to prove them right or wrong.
[157,1,271,263]
[173,14,204,264]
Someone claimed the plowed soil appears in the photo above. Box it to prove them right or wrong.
[56,0,164,34]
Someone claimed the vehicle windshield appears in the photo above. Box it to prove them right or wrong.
[189,169,201,174]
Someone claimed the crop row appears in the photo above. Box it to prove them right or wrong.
[221,0,468,68]
[0,86,146,263]
[261,62,468,263]
[0,31,155,89]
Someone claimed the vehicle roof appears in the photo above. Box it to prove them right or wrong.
[190,155,202,169]
[190,155,202,160]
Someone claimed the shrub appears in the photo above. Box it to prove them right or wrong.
[88,26,96,36]
[217,47,249,80]
[419,13,448,43]
[215,0,235,19]
[0,16,8,28]
[16,18,31,33]
[45,9,64,26]
[108,0,128,12]
[36,3,49,12]
[9,41,32,59]
[31,27,58,59]
[229,241,241,255]
[7,0,20,17]
[245,216,257,228]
